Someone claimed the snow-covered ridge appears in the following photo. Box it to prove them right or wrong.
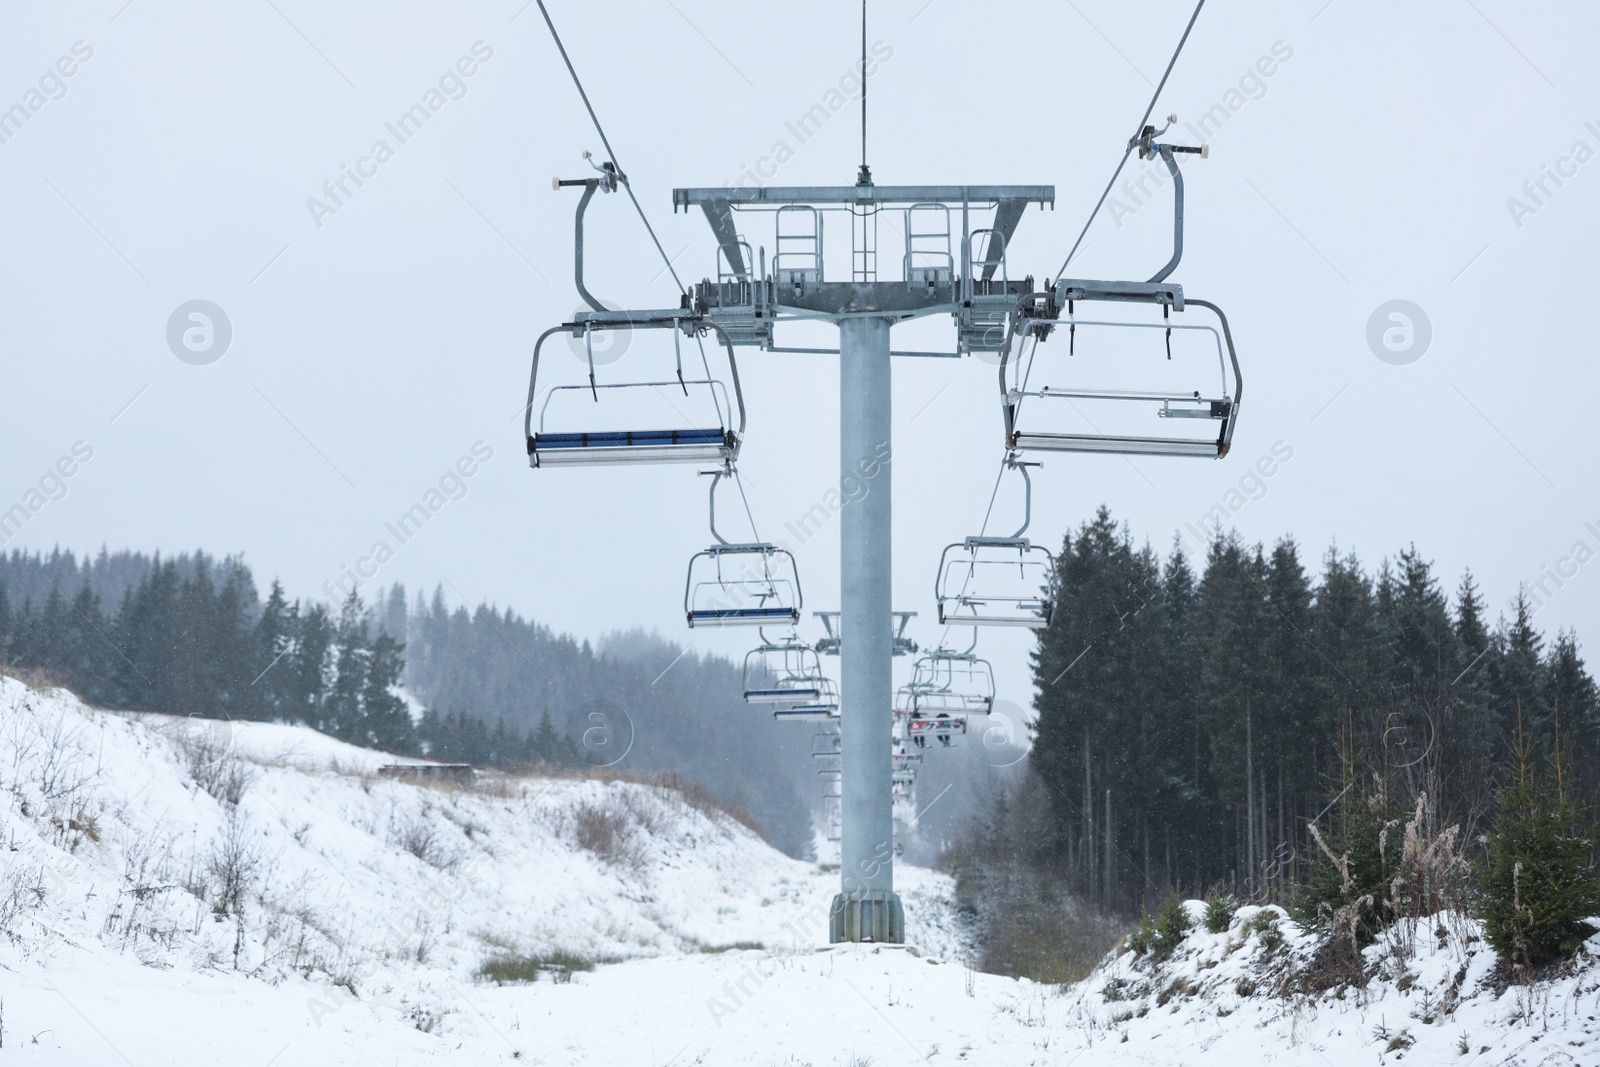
[1061,900,1600,1063]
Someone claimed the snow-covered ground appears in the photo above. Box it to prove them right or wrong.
[2,676,1597,1065]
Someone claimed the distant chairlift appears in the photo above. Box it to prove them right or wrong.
[909,637,996,714]
[1001,118,1241,459]
[772,677,840,723]
[685,470,802,628]
[906,714,969,749]
[935,462,1054,628]
[742,633,826,704]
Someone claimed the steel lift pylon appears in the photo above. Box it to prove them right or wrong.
[674,173,1054,942]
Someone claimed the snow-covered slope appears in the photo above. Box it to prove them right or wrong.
[0,677,961,1062]
[2,676,1596,1065]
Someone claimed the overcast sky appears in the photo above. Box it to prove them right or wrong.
[2,0,1596,720]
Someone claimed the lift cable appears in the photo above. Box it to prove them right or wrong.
[533,0,687,294]
[730,465,762,542]
[1051,0,1207,283]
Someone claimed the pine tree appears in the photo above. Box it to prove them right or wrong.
[1379,548,1463,804]
[1308,548,1387,756]
[1478,727,1600,970]
[116,558,182,710]
[171,556,220,714]
[1299,742,1402,957]
[361,631,416,754]
[325,591,370,742]
[1450,570,1501,826]
[1491,596,1548,752]
[65,583,111,703]
[1194,534,1272,893]
[1544,631,1600,808]
[210,562,257,718]
[1030,507,1173,905]
[1160,541,1211,892]
[0,584,12,665]
[252,581,296,721]
[289,604,332,726]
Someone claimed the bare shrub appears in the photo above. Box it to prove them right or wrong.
[101,827,190,951]
[0,862,46,943]
[208,813,262,969]
[1393,794,1470,915]
[257,881,346,982]
[388,811,457,871]
[208,813,260,919]
[167,719,254,807]
[564,788,667,868]
[571,799,637,866]
[4,693,98,809]
[1383,793,1471,957]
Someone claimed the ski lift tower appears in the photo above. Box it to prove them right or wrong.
[673,173,1053,942]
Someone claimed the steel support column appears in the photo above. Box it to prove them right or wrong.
[830,314,904,944]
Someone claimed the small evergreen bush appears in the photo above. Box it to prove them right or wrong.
[1202,886,1237,933]
[1154,894,1193,959]
[1298,772,1400,957]
[1478,737,1600,971]
[1126,913,1157,956]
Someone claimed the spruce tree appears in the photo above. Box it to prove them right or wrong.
[326,591,370,742]
[1543,631,1600,808]
[1491,595,1547,748]
[1450,571,1501,826]
[252,581,296,721]
[0,584,11,665]
[289,603,332,726]
[1478,730,1600,970]
[361,631,416,754]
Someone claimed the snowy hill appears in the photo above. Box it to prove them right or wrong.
[2,676,1597,1065]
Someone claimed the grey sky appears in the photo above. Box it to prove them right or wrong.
[2,0,1596,716]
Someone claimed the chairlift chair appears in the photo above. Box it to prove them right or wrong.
[1001,118,1241,459]
[934,461,1055,628]
[935,536,1054,628]
[771,678,840,723]
[525,310,746,468]
[1000,289,1240,459]
[685,471,803,628]
[742,635,825,702]
[909,641,996,714]
[907,713,968,748]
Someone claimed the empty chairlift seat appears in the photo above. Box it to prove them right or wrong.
[685,543,802,627]
[1001,282,1242,459]
[772,678,840,723]
[525,311,745,468]
[909,650,996,714]
[742,639,826,703]
[935,536,1055,628]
